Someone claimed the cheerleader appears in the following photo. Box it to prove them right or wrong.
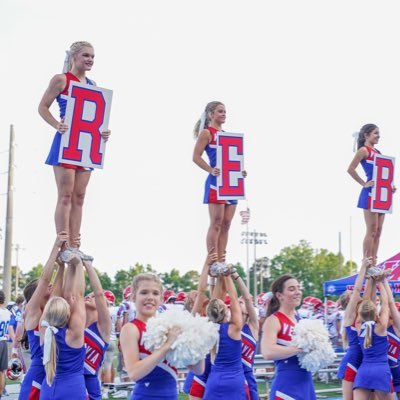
[39,255,86,399]
[184,251,217,400]
[120,273,204,400]
[347,124,395,265]
[353,275,391,399]
[18,232,67,400]
[38,41,111,261]
[202,274,247,400]
[82,259,112,400]
[337,257,372,400]
[231,270,259,400]
[192,102,246,271]
[261,274,316,400]
[381,278,400,398]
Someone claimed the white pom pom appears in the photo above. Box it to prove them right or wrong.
[143,308,220,368]
[291,319,336,373]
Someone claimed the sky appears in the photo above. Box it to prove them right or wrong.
[1,0,400,282]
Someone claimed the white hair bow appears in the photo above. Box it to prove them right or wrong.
[199,111,207,133]
[62,50,71,73]
[360,320,375,337]
[352,131,359,153]
[41,320,59,365]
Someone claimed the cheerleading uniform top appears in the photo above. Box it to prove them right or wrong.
[269,311,316,400]
[203,323,246,400]
[203,126,237,205]
[40,326,86,400]
[84,322,109,375]
[357,146,381,210]
[130,318,178,400]
[337,324,363,381]
[27,327,43,365]
[388,325,400,391]
[18,327,45,400]
[353,322,391,392]
[45,72,94,167]
[241,323,258,400]
[388,325,400,367]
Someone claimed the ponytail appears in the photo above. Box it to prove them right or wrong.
[357,123,378,150]
[364,323,372,349]
[44,333,57,385]
[266,295,280,317]
[193,101,224,138]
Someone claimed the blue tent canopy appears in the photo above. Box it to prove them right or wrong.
[323,252,400,296]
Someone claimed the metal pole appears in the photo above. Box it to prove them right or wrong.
[3,125,15,301]
[246,221,249,289]
[14,244,21,297]
[253,230,257,301]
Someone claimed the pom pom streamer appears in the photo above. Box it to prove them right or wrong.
[291,319,336,373]
[143,308,220,368]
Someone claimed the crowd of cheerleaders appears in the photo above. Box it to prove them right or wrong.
[12,241,400,400]
[22,38,395,400]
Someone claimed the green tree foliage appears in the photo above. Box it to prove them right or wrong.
[268,240,353,298]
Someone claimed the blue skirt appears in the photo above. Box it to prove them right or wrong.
[354,361,391,393]
[270,368,316,400]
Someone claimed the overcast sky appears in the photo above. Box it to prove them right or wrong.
[1,0,400,281]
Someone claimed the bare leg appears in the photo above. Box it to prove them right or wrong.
[217,204,237,261]
[206,204,225,256]
[69,170,91,244]
[371,213,385,264]
[363,210,379,261]
[342,380,354,400]
[354,388,372,400]
[54,166,75,246]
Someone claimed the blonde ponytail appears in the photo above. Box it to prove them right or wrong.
[45,334,57,385]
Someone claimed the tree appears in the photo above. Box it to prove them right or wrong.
[269,240,348,299]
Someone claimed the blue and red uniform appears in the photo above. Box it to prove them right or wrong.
[269,311,316,400]
[203,323,247,400]
[84,322,109,400]
[203,127,237,205]
[130,319,178,400]
[241,324,258,400]
[354,322,391,393]
[182,353,212,398]
[337,324,363,382]
[357,145,381,210]
[18,327,44,400]
[40,327,86,400]
[388,326,400,392]
[45,71,94,169]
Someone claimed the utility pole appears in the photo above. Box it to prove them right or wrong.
[3,125,15,301]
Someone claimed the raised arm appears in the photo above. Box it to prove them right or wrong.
[51,259,65,298]
[224,275,242,335]
[63,256,86,347]
[382,278,399,332]
[83,260,112,342]
[343,257,371,326]
[192,251,217,315]
[231,269,259,340]
[375,277,389,333]
[24,232,68,330]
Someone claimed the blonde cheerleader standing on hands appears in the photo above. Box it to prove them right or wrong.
[38,41,111,262]
[193,101,246,275]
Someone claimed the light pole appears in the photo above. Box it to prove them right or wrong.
[241,230,267,303]
[13,243,24,297]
